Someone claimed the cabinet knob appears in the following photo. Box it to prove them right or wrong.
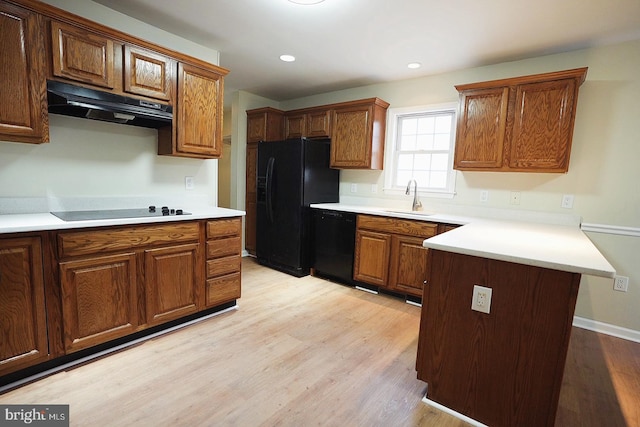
[423,280,427,285]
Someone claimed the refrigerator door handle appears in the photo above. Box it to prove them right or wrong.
[266,156,275,223]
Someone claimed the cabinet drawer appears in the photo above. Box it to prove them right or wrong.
[207,218,242,239]
[58,222,200,258]
[357,215,438,238]
[207,237,241,259]
[206,255,241,278]
[206,272,241,307]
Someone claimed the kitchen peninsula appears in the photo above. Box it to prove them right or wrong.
[311,203,615,427]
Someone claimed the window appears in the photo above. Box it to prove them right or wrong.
[384,103,457,198]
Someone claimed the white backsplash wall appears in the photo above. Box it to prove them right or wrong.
[0,115,217,211]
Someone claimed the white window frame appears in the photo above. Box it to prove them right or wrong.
[383,102,458,199]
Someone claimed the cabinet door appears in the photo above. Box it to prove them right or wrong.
[247,113,267,143]
[353,229,391,286]
[247,109,284,143]
[0,237,48,375]
[388,235,428,296]
[331,104,373,168]
[50,20,115,89]
[0,3,48,144]
[123,45,173,101]
[245,143,258,254]
[145,243,201,326]
[508,79,577,172]
[285,113,305,139]
[454,87,509,170]
[173,62,223,157]
[307,110,331,138]
[59,253,138,353]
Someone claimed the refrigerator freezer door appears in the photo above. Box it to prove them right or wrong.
[256,140,304,274]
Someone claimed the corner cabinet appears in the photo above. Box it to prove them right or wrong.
[247,107,285,143]
[454,68,587,173]
[0,236,49,376]
[158,62,228,158]
[0,1,48,144]
[330,98,389,169]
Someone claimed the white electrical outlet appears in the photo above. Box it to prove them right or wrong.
[561,194,574,209]
[350,183,358,193]
[613,275,629,292]
[480,190,489,202]
[185,176,194,190]
[510,191,521,205]
[471,285,492,314]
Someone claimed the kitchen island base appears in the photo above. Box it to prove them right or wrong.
[417,249,581,427]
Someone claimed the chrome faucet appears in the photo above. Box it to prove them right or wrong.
[405,179,422,211]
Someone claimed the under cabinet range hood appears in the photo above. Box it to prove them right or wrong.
[46,80,173,128]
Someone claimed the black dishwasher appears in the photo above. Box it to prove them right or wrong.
[312,209,357,285]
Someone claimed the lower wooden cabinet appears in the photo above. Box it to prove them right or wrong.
[145,243,201,326]
[389,235,430,295]
[59,252,138,353]
[0,237,49,376]
[354,229,391,286]
[1,218,243,379]
[205,218,242,307]
[354,215,437,296]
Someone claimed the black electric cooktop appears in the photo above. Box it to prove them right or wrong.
[51,206,190,222]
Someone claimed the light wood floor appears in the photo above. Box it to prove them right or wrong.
[1,258,639,426]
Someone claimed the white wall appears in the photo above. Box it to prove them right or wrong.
[234,40,640,333]
[0,0,222,210]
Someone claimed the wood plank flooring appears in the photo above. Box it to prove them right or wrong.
[1,257,639,426]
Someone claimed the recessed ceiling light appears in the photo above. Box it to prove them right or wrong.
[408,62,421,69]
[280,54,296,62]
[288,0,325,4]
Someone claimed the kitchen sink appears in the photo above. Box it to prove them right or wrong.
[382,209,434,217]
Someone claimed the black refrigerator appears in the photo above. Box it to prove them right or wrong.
[256,138,339,277]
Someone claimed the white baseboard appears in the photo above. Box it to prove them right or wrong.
[573,316,640,343]
[422,396,488,427]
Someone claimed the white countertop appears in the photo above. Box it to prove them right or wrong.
[311,203,615,279]
[0,206,245,233]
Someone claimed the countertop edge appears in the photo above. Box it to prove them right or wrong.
[0,207,246,234]
[310,203,616,279]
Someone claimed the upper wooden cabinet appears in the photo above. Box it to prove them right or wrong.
[330,98,389,169]
[50,20,116,89]
[123,45,174,101]
[0,2,48,144]
[284,108,331,140]
[158,62,227,158]
[0,0,228,157]
[284,113,306,140]
[454,68,587,173]
[49,20,175,102]
[247,107,284,143]
[307,109,332,138]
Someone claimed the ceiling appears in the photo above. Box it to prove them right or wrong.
[92,0,640,104]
